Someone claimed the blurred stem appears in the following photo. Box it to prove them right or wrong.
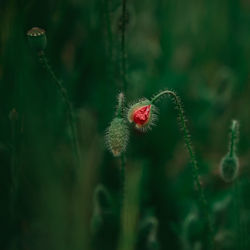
[151,90,213,249]
[118,165,142,250]
[9,109,20,248]
[229,120,239,157]
[121,0,127,93]
[233,180,246,250]
[38,51,81,168]
[104,0,113,65]
[10,110,18,222]
[120,154,126,209]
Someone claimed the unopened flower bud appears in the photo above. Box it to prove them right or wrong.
[219,120,240,182]
[105,117,129,157]
[220,154,239,182]
[127,99,157,131]
[27,27,47,52]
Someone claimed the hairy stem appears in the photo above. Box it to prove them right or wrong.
[38,51,81,167]
[152,90,213,249]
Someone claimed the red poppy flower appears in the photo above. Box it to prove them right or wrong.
[127,99,157,131]
[133,104,151,126]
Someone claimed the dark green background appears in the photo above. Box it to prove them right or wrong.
[1,0,250,249]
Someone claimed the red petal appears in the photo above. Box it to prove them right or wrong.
[133,105,151,125]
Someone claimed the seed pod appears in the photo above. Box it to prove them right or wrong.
[220,154,239,182]
[127,99,157,132]
[27,27,47,52]
[105,117,129,157]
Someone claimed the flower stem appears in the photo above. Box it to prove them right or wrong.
[9,109,18,224]
[233,180,244,250]
[120,154,126,209]
[9,108,20,249]
[121,0,127,93]
[229,120,239,157]
[120,0,128,218]
[151,90,213,249]
[38,51,81,167]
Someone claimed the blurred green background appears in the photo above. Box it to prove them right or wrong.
[1,0,250,249]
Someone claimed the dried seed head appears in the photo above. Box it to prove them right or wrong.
[220,154,239,182]
[27,27,47,52]
[105,117,129,157]
[127,99,157,132]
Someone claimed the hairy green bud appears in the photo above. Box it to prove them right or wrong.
[105,117,129,157]
[27,27,47,52]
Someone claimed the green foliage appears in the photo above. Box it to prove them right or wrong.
[1,0,250,250]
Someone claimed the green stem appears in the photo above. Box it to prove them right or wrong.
[233,180,243,250]
[120,154,126,209]
[38,51,81,167]
[119,0,128,235]
[152,90,213,249]
[9,109,20,248]
[121,0,127,93]
[10,112,18,222]
[118,0,128,212]
[119,93,126,214]
[104,0,113,64]
[229,120,239,157]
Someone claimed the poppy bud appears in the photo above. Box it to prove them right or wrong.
[220,154,239,182]
[127,99,157,131]
[27,27,47,52]
[105,117,129,157]
[219,120,240,182]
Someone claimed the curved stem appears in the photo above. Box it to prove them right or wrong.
[38,51,81,167]
[152,90,213,249]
